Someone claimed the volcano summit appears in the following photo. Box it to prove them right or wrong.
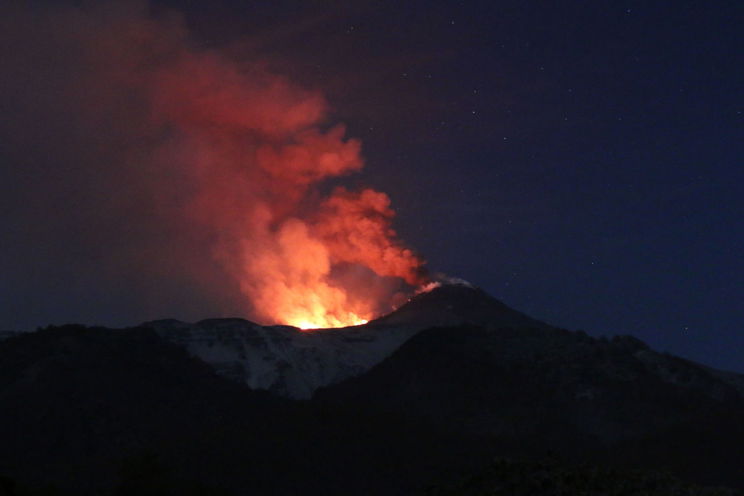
[145,283,549,398]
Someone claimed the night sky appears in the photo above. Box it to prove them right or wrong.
[1,1,742,372]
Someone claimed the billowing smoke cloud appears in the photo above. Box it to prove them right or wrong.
[0,2,425,329]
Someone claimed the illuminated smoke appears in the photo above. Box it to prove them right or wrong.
[0,2,425,328]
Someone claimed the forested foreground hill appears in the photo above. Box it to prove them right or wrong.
[423,459,741,496]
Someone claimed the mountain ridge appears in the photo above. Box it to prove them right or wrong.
[144,283,555,399]
[144,284,744,401]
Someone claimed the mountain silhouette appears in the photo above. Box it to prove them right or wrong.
[0,285,742,494]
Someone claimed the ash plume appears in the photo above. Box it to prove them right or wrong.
[0,2,425,329]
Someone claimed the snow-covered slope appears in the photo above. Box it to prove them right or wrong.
[148,318,423,399]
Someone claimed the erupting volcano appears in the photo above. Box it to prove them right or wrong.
[143,9,427,329]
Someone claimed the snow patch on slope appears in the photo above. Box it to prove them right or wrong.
[148,318,423,399]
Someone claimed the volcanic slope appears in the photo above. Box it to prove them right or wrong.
[316,286,744,488]
[150,284,744,404]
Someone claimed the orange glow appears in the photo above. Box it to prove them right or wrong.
[292,316,369,331]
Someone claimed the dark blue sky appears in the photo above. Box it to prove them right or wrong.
[166,0,743,370]
[1,1,742,371]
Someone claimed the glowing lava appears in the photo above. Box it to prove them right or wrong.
[292,316,369,331]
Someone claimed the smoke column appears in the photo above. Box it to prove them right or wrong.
[0,2,425,329]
